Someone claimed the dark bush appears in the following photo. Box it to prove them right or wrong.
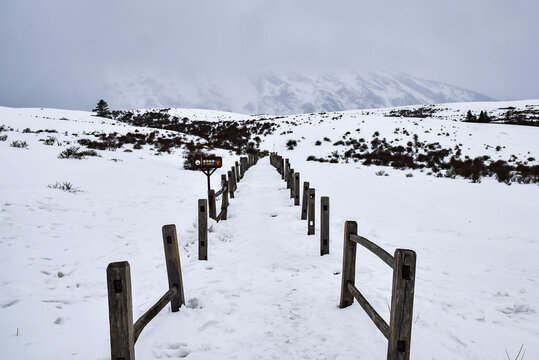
[286,139,298,150]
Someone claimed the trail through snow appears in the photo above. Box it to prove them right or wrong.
[137,159,376,359]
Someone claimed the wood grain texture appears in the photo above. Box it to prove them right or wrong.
[162,224,185,310]
[228,170,234,198]
[301,181,309,220]
[347,282,390,339]
[339,221,357,308]
[320,196,329,255]
[289,168,295,197]
[198,200,208,260]
[294,173,300,206]
[235,161,240,182]
[307,188,315,235]
[133,286,178,343]
[349,234,395,269]
[208,189,216,220]
[387,249,416,360]
[107,261,135,360]
[220,174,228,221]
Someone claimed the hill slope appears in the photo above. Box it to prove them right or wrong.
[0,101,538,359]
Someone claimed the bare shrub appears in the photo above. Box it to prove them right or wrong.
[10,140,28,148]
[58,146,99,159]
[48,182,82,193]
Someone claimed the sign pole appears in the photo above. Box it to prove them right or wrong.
[193,157,222,193]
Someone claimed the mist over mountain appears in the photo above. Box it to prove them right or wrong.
[104,71,493,115]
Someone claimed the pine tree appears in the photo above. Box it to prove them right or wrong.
[466,110,477,122]
[478,111,490,123]
[92,99,111,118]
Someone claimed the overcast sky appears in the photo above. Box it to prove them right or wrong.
[1,0,538,110]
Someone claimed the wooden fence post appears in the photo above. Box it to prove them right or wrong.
[294,173,300,206]
[162,224,186,310]
[221,174,228,220]
[107,261,135,360]
[339,221,357,308]
[228,170,234,198]
[230,166,237,191]
[208,189,216,220]
[284,159,289,184]
[235,161,240,182]
[198,199,208,260]
[281,158,285,179]
[288,169,294,199]
[387,249,417,360]
[301,181,309,220]
[320,196,329,255]
[307,188,315,235]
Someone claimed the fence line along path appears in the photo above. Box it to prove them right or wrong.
[138,157,393,359]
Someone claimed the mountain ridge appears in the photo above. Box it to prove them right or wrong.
[104,71,493,115]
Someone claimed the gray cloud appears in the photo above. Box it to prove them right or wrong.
[1,0,538,110]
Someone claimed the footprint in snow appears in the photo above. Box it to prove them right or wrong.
[1,299,20,308]
[152,343,190,358]
[186,298,201,309]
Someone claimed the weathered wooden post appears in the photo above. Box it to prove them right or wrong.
[240,158,245,178]
[208,189,216,220]
[281,158,285,179]
[320,196,329,255]
[162,224,186,310]
[235,161,240,182]
[230,166,237,191]
[107,261,135,360]
[387,249,417,360]
[301,181,309,220]
[339,221,357,308]
[289,168,295,197]
[221,174,228,220]
[307,188,315,235]
[284,159,289,182]
[294,173,300,206]
[228,170,234,198]
[198,199,208,260]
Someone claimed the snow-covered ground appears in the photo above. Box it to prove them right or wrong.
[0,102,538,359]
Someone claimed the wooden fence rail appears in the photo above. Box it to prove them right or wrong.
[106,224,185,360]
[340,221,416,360]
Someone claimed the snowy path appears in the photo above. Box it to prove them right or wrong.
[136,159,377,359]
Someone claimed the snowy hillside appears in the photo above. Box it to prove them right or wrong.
[104,71,492,115]
[0,100,538,359]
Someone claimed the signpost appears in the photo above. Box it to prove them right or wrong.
[193,157,223,192]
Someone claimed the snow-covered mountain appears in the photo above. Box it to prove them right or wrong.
[104,72,493,115]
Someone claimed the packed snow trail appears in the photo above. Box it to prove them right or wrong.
[134,158,382,359]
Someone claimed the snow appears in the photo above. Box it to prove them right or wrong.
[1,102,538,359]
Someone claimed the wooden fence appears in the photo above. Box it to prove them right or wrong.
[208,153,261,223]
[105,150,416,359]
[269,153,330,256]
[106,224,185,360]
[340,221,416,360]
[199,152,267,260]
[270,152,417,359]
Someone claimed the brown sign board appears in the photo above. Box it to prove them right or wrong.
[194,157,222,169]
